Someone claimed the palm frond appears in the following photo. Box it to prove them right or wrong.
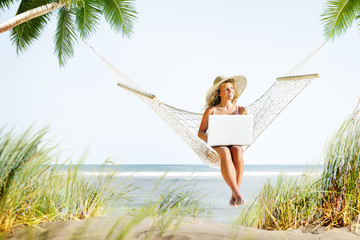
[75,0,101,39]
[0,0,16,11]
[9,0,52,54]
[321,0,360,40]
[98,0,137,37]
[55,7,78,67]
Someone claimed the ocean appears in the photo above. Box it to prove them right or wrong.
[68,164,323,223]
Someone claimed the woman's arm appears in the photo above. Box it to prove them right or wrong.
[198,107,213,142]
[239,106,247,115]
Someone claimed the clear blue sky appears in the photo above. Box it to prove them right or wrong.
[1,0,359,166]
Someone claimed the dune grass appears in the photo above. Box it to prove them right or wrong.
[2,173,210,239]
[61,177,210,239]
[0,126,210,238]
[236,171,320,230]
[136,174,209,218]
[0,127,134,232]
[122,175,210,236]
[237,99,360,230]
[319,101,360,227]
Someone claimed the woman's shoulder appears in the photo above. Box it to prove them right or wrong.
[204,106,215,115]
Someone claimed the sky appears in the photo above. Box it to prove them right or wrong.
[0,0,359,166]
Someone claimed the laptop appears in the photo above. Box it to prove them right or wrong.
[207,115,253,146]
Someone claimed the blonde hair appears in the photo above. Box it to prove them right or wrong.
[205,79,239,109]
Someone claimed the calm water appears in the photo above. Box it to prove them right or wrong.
[63,164,323,223]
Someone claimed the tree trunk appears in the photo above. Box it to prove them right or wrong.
[0,2,66,34]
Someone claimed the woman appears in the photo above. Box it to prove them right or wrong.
[198,75,247,207]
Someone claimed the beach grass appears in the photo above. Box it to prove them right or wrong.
[0,127,134,232]
[0,126,211,238]
[137,174,209,218]
[319,101,360,227]
[124,175,210,236]
[237,100,360,231]
[236,171,320,230]
[52,176,210,239]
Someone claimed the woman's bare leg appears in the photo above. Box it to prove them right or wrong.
[230,146,244,189]
[213,146,241,206]
[230,145,245,205]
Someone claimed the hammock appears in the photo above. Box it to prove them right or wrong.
[88,44,322,168]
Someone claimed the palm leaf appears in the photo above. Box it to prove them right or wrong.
[75,0,101,39]
[98,0,137,37]
[0,0,17,11]
[55,7,78,67]
[321,0,360,40]
[10,0,52,54]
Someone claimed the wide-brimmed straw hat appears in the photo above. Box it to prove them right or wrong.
[205,75,247,104]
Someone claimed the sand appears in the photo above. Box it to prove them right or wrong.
[5,215,360,240]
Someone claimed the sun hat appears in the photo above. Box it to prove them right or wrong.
[205,75,247,104]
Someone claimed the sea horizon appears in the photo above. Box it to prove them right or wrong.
[57,163,324,175]
[59,163,324,222]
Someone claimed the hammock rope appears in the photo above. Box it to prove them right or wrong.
[88,44,321,168]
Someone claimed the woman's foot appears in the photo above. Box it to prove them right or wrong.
[229,196,237,207]
[233,191,246,206]
[235,195,246,206]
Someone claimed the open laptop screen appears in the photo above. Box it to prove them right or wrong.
[207,115,253,147]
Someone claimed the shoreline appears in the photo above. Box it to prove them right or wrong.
[6,215,360,240]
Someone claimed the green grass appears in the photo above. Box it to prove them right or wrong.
[136,174,209,218]
[237,171,320,230]
[0,127,134,232]
[57,177,211,240]
[0,126,210,238]
[125,174,210,236]
[237,100,360,230]
[319,103,360,227]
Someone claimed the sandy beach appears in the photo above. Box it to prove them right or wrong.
[6,215,360,240]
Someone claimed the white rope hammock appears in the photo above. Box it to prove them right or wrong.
[88,44,322,168]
